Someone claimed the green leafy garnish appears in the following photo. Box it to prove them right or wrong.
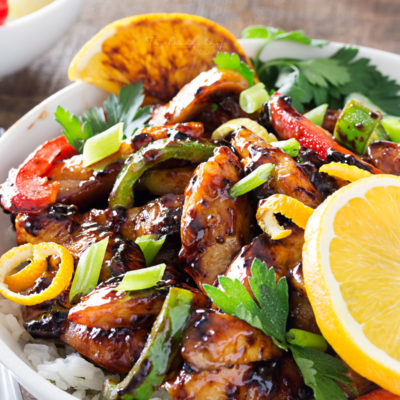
[55,82,151,153]
[253,41,400,115]
[204,258,352,400]
[214,52,254,86]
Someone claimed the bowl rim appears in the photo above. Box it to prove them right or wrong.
[0,0,76,30]
[1,38,400,400]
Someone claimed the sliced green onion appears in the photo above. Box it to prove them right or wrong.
[230,163,274,197]
[303,104,328,126]
[381,117,400,143]
[239,82,269,113]
[83,122,123,167]
[115,264,166,292]
[286,328,328,352]
[69,237,109,302]
[135,234,166,266]
[271,138,300,157]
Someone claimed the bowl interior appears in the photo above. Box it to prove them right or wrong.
[0,39,400,400]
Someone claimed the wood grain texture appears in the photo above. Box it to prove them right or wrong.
[1,0,397,398]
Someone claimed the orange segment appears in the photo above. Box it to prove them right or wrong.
[303,175,400,394]
[257,194,313,240]
[320,162,372,182]
[68,13,253,102]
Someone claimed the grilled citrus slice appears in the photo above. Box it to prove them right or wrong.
[303,174,400,394]
[68,13,252,102]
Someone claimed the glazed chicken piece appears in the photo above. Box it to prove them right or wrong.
[164,357,307,400]
[47,123,204,210]
[231,128,322,208]
[151,68,250,126]
[367,140,400,175]
[181,309,281,371]
[61,321,148,374]
[180,146,251,288]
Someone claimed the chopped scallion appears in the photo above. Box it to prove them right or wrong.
[239,82,269,113]
[135,234,167,266]
[115,264,166,292]
[381,117,400,143]
[271,138,300,157]
[303,104,328,126]
[83,122,123,167]
[230,163,274,197]
[69,237,109,302]
[286,328,328,352]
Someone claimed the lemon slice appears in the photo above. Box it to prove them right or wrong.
[68,13,252,101]
[303,174,400,394]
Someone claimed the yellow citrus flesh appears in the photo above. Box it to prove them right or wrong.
[68,13,253,102]
[303,174,400,394]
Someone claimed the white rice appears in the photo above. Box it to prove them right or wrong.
[0,298,111,399]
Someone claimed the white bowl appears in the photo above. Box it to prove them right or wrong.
[0,0,85,78]
[0,39,400,400]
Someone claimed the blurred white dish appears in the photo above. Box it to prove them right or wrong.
[0,0,85,78]
[0,39,399,400]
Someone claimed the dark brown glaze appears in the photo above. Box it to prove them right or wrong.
[231,128,322,208]
[137,167,195,195]
[223,230,304,294]
[340,362,377,399]
[181,310,281,371]
[288,289,319,334]
[150,68,250,125]
[321,109,341,133]
[68,280,167,330]
[15,206,146,281]
[120,193,184,242]
[367,140,400,175]
[180,146,251,288]
[60,321,148,374]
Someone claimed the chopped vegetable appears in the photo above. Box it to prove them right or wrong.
[0,0,8,25]
[1,135,77,213]
[204,258,351,400]
[0,242,74,306]
[319,162,372,182]
[115,264,166,292]
[251,36,400,115]
[69,237,109,302]
[256,194,313,240]
[55,83,150,153]
[214,52,254,86]
[103,287,193,400]
[303,104,328,126]
[271,138,300,157]
[82,123,123,167]
[211,117,277,143]
[109,138,216,208]
[334,99,382,154]
[269,93,381,174]
[286,329,328,352]
[239,82,269,113]
[381,117,400,143]
[135,235,166,266]
[230,163,274,197]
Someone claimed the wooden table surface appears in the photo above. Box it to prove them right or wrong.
[0,0,398,398]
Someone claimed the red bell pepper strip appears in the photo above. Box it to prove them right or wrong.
[269,93,381,174]
[0,0,8,25]
[1,135,77,212]
[356,389,400,400]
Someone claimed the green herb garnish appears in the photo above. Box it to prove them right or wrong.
[204,258,352,400]
[214,52,254,86]
[55,82,150,153]
[135,234,167,266]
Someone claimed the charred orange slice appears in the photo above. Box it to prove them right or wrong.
[68,13,252,102]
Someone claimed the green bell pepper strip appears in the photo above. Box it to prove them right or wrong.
[109,138,216,208]
[334,99,382,155]
[102,287,194,400]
